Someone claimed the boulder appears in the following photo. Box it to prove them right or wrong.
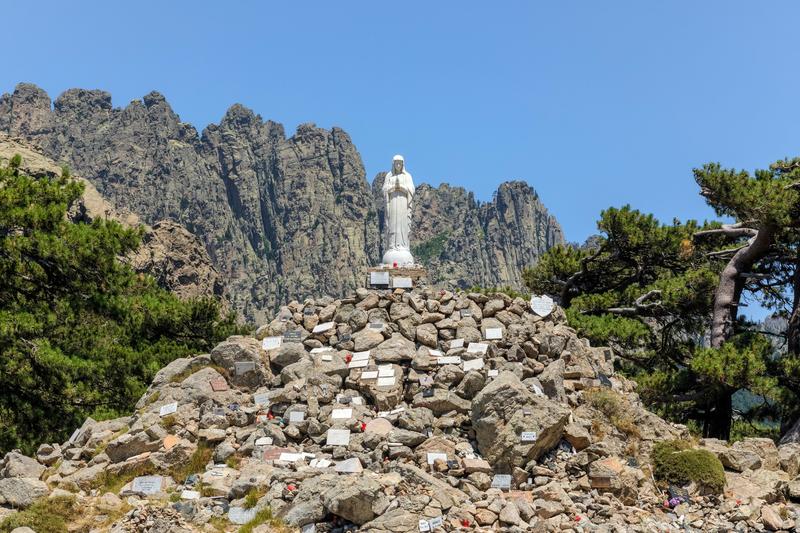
[1,451,46,480]
[372,334,416,363]
[0,477,49,508]
[210,336,269,389]
[322,474,387,525]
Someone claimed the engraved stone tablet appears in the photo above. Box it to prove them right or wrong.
[326,428,351,446]
[369,322,384,330]
[530,294,555,317]
[437,356,462,365]
[321,354,333,362]
[427,452,448,464]
[392,276,413,288]
[262,336,282,350]
[463,358,484,371]
[418,519,431,532]
[485,327,503,340]
[520,431,537,442]
[181,489,200,500]
[428,349,443,357]
[255,436,273,446]
[348,358,369,369]
[334,457,363,474]
[428,516,444,529]
[377,376,396,387]
[209,377,229,392]
[361,370,378,379]
[598,373,613,388]
[253,393,269,407]
[288,411,305,423]
[422,388,434,398]
[234,361,256,375]
[312,321,334,334]
[331,408,353,419]
[159,402,178,417]
[531,383,545,397]
[352,350,371,361]
[68,428,82,444]
[283,330,302,342]
[229,506,257,525]
[370,271,390,286]
[310,458,332,468]
[467,342,488,354]
[378,364,395,377]
[460,308,473,318]
[488,369,499,377]
[278,452,303,462]
[491,474,512,490]
[450,338,465,349]
[310,346,333,354]
[132,475,164,495]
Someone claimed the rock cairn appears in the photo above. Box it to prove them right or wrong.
[1,288,799,532]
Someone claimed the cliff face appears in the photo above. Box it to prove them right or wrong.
[0,83,563,320]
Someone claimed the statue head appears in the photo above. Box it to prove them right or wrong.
[392,154,404,174]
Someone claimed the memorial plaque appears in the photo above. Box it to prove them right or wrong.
[181,489,200,500]
[339,332,352,342]
[378,364,395,377]
[310,346,333,354]
[491,474,512,490]
[234,361,256,375]
[437,356,462,365]
[392,276,413,288]
[321,354,333,362]
[422,388,434,398]
[262,336,282,350]
[598,373,613,388]
[369,322,384,330]
[488,369,499,377]
[331,408,353,419]
[255,436,273,446]
[288,411,305,423]
[361,370,378,379]
[427,452,448,464]
[352,350,371,361]
[520,431,537,442]
[485,327,503,340]
[348,358,369,369]
[460,308,473,318]
[312,321,334,333]
[351,397,364,405]
[530,295,555,317]
[467,342,488,354]
[159,402,178,417]
[419,375,434,388]
[450,338,465,349]
[334,457,363,473]
[377,376,396,387]
[263,447,294,461]
[68,427,82,444]
[283,330,303,342]
[531,383,545,397]
[428,349,443,357]
[278,452,303,462]
[253,393,269,407]
[418,519,431,532]
[326,428,351,446]
[428,516,444,529]
[336,394,352,404]
[209,377,229,392]
[132,475,164,495]
[310,458,332,468]
[229,506,258,525]
[370,271,390,286]
[390,407,405,414]
[462,358,484,371]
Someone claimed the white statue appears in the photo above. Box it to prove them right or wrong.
[382,154,415,266]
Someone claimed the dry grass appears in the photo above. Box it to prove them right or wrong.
[0,496,78,533]
[584,387,641,439]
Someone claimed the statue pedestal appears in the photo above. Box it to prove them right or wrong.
[366,265,428,289]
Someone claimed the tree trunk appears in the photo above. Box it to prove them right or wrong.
[703,388,733,440]
[709,225,775,348]
[787,256,800,356]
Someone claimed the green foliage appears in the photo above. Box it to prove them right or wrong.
[0,158,240,454]
[651,440,725,494]
[584,387,640,438]
[238,507,290,533]
[412,232,449,263]
[0,495,78,533]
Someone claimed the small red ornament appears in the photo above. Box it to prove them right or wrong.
[345,353,352,363]
[360,422,367,432]
[574,515,581,522]
[393,261,398,268]
[287,484,296,491]
[267,410,274,420]
[460,518,470,527]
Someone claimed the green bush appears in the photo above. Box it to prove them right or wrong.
[651,440,725,494]
[0,496,77,533]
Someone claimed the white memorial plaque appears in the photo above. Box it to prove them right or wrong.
[428,349,443,357]
[348,358,369,369]
[390,407,405,414]
[488,369,499,377]
[255,436,273,446]
[392,276,413,288]
[159,402,178,417]
[467,342,488,354]
[288,411,305,423]
[491,474,512,489]
[278,452,303,462]
[378,364,395,377]
[370,271,390,285]
[132,475,163,495]
[311,346,333,354]
[426,452,448,465]
[463,358,484,371]
[229,506,257,525]
[68,428,82,444]
[418,519,431,532]
[377,376,396,387]
[428,516,444,529]
[234,361,256,375]
[530,294,555,317]
[321,354,333,362]
[352,350,371,361]
[334,457,363,473]
[253,393,269,407]
[331,408,353,419]
[521,431,537,442]
[352,397,364,405]
[450,338,465,349]
[361,370,378,379]
[262,336,282,350]
[313,321,334,333]
[310,458,332,468]
[369,321,384,330]
[437,356,462,365]
[532,383,545,397]
[485,327,503,340]
[181,489,200,500]
[326,428,351,446]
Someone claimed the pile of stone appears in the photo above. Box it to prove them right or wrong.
[1,287,799,532]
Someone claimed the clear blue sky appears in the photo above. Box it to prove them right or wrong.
[3,1,800,245]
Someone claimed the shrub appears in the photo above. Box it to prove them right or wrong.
[651,440,725,494]
[584,387,641,438]
[0,495,77,533]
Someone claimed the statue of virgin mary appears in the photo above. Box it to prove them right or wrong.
[382,154,415,266]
